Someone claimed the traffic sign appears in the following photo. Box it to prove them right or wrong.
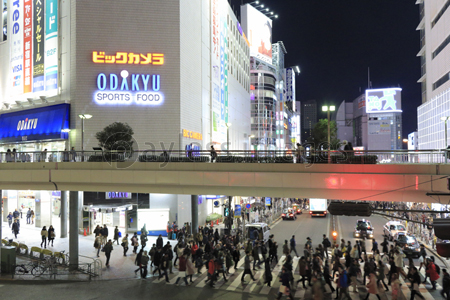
[245,203,251,209]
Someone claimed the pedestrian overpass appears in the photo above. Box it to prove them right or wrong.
[0,160,448,203]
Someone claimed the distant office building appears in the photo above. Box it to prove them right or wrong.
[302,100,317,143]
[417,1,450,149]
[336,88,403,150]
[408,131,419,150]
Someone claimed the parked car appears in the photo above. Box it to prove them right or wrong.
[245,223,270,244]
[394,233,421,258]
[354,219,374,239]
[383,221,407,241]
[282,208,297,220]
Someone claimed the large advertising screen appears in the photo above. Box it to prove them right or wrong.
[241,4,272,64]
[365,88,402,114]
[8,0,59,100]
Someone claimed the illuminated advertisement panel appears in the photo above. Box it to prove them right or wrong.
[23,0,32,94]
[241,4,272,64]
[284,68,295,103]
[10,0,24,96]
[365,88,402,114]
[45,0,58,93]
[210,0,228,143]
[32,0,45,92]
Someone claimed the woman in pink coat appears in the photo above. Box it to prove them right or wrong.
[364,272,381,300]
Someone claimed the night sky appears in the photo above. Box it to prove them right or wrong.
[230,0,421,137]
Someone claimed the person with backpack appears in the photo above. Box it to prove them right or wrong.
[322,234,331,259]
[425,257,440,290]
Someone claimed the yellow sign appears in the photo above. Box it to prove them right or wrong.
[183,129,202,140]
[92,51,164,65]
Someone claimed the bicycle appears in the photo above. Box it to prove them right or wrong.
[32,257,56,277]
[15,262,37,275]
[54,250,69,266]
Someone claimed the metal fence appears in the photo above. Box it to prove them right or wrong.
[0,149,448,164]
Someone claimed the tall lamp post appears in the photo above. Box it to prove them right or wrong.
[226,122,232,154]
[79,114,93,161]
[322,105,335,163]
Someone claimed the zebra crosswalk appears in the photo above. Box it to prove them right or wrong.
[144,255,446,299]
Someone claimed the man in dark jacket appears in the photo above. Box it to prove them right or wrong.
[276,267,294,300]
[441,269,450,300]
[322,234,331,259]
[12,220,20,239]
[158,252,170,283]
[408,267,425,299]
[104,239,113,267]
[156,234,163,249]
[152,248,163,276]
[252,242,262,270]
[241,252,256,282]
[290,235,299,257]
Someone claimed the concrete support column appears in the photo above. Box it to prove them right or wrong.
[69,191,79,270]
[0,190,2,241]
[191,195,198,235]
[60,191,68,238]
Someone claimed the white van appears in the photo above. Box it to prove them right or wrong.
[245,223,270,244]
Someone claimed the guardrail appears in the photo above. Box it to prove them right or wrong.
[0,149,448,164]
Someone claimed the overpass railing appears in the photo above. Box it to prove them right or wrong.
[0,149,448,164]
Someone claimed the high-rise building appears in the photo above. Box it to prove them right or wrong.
[417,0,450,150]
[242,4,299,150]
[302,100,317,143]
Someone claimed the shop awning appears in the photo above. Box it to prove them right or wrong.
[0,103,70,143]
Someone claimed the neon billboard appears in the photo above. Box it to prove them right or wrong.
[366,88,402,114]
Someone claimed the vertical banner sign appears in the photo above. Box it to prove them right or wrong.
[45,0,58,92]
[11,0,24,96]
[33,0,45,92]
[23,0,33,94]
[284,68,295,102]
[224,18,229,124]
[219,17,225,124]
[234,204,241,218]
[210,0,221,143]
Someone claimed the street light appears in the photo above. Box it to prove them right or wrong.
[441,116,450,149]
[79,114,93,161]
[226,122,232,153]
[322,105,335,163]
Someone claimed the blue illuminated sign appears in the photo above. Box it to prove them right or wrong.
[0,103,70,143]
[366,88,402,114]
[94,70,163,105]
[235,205,241,217]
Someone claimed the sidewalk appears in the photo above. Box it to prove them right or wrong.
[1,220,178,281]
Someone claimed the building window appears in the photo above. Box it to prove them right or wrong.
[433,72,450,91]
[432,33,450,59]
[432,0,450,28]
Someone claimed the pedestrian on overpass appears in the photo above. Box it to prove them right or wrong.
[290,235,299,257]
[48,225,55,247]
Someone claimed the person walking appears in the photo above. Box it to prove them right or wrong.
[156,234,163,249]
[441,269,450,300]
[7,212,13,228]
[104,239,113,267]
[232,245,241,270]
[102,225,109,245]
[26,208,32,224]
[40,226,48,248]
[152,248,163,276]
[131,233,139,254]
[48,225,55,247]
[290,235,299,257]
[408,267,425,299]
[323,260,336,293]
[95,234,102,257]
[391,273,401,300]
[113,226,120,245]
[241,251,256,282]
[377,260,389,291]
[140,250,149,278]
[296,256,309,289]
[263,257,273,286]
[134,249,144,275]
[31,210,35,224]
[425,258,440,290]
[122,234,129,256]
[337,266,352,300]
[322,234,331,259]
[186,253,195,284]
[158,252,170,283]
[175,254,190,286]
[12,219,20,239]
[364,272,381,300]
[71,147,77,162]
[276,267,294,300]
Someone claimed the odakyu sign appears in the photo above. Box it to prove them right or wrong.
[94,70,163,105]
[365,88,402,114]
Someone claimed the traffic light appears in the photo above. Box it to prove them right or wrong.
[224,207,229,217]
[332,231,338,242]
[327,202,371,217]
